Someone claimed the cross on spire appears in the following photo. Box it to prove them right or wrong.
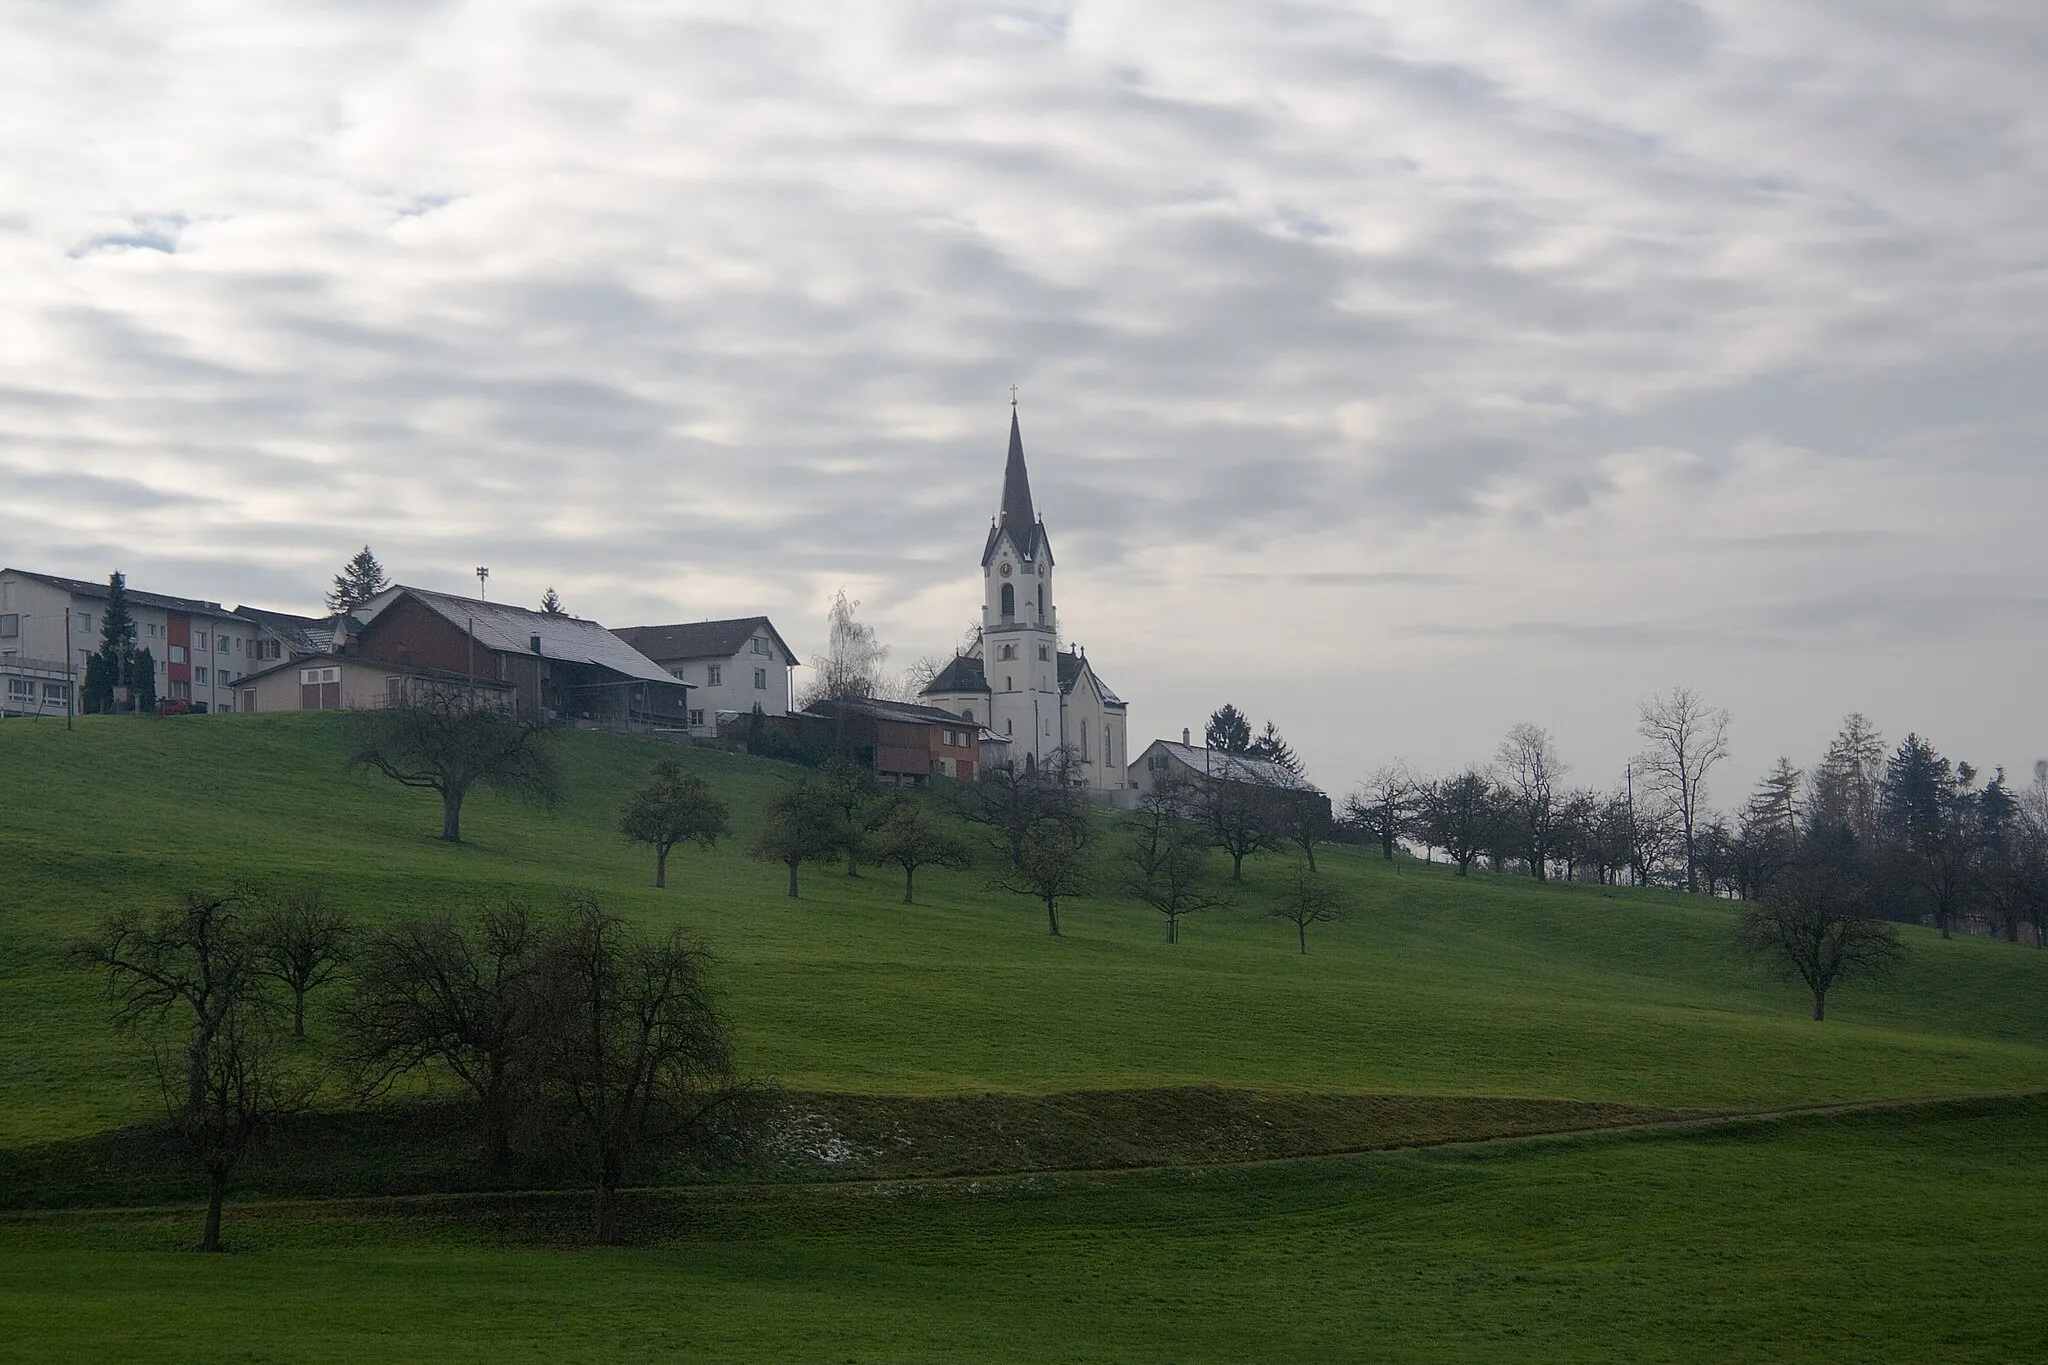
[1010,384,1018,408]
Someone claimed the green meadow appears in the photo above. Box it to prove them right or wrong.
[2,712,2045,1361]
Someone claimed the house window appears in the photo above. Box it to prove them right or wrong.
[299,666,341,711]
[217,636,230,653]
[77,614,91,634]
[44,682,69,703]
[5,678,30,700]
[688,709,705,727]
[170,681,191,700]
[753,668,767,690]
[751,637,770,655]
[194,631,208,651]
[194,666,208,685]
[0,614,16,638]
[169,645,186,664]
[707,664,722,687]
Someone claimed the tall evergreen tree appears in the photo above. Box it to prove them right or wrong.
[1807,713,1885,840]
[326,546,388,614]
[90,571,138,713]
[539,587,566,616]
[1204,704,1252,753]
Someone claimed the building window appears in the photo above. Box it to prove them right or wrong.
[1000,644,1016,661]
[1037,645,1048,661]
[1005,675,1012,692]
[1080,720,1089,758]
[77,614,91,634]
[44,682,69,704]
[194,631,209,651]
[194,666,208,685]
[5,678,30,700]
[170,681,191,700]
[751,637,770,655]
[1037,584,1045,622]
[962,708,974,723]
[707,664,722,687]
[1000,583,1014,618]
[0,614,16,638]
[169,645,186,664]
[1005,718,1013,736]
[688,709,705,727]
[217,636,229,653]
[1106,731,1114,768]
[753,668,767,690]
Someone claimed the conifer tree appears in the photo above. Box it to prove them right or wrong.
[91,571,138,713]
[326,546,388,614]
[539,587,566,616]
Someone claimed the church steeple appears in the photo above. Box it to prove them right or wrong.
[999,407,1036,546]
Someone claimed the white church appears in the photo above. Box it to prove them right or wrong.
[921,408,1132,796]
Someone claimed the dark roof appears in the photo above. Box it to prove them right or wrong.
[612,617,794,665]
[234,653,518,691]
[980,411,1053,568]
[803,696,971,727]
[3,568,236,618]
[921,654,988,695]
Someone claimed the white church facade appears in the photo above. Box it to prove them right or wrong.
[921,409,1132,795]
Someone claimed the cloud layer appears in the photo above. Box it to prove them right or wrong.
[5,0,2046,797]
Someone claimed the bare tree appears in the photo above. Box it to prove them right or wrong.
[997,816,1093,936]
[534,895,734,1245]
[819,755,880,877]
[252,887,355,1038]
[1495,723,1568,880]
[1125,783,1221,943]
[618,757,730,889]
[167,996,317,1251]
[349,691,559,843]
[751,777,845,898]
[871,796,973,904]
[1206,778,1283,882]
[1271,864,1345,953]
[338,902,546,1166]
[1421,771,1491,876]
[76,891,260,1114]
[1345,763,1416,862]
[1738,828,1902,1020]
[953,751,1084,871]
[1273,790,1336,872]
[1635,686,1731,893]
[800,588,889,706]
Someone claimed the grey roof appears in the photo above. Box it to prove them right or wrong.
[3,568,238,619]
[980,411,1053,568]
[921,654,988,695]
[612,616,793,664]
[1142,740,1318,793]
[232,604,347,656]
[1056,650,1125,706]
[355,585,683,687]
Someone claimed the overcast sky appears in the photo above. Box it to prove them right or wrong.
[5,1,2046,802]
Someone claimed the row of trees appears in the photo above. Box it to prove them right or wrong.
[77,888,735,1250]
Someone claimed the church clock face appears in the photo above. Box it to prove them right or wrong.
[999,563,1012,578]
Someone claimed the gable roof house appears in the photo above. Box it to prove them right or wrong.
[800,696,986,785]
[1128,736,1325,811]
[347,586,690,727]
[611,616,796,737]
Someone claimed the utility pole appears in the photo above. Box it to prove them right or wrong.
[475,566,490,600]
[65,607,74,730]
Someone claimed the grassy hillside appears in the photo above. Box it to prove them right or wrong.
[4,711,2047,1148]
[3,1095,2041,1363]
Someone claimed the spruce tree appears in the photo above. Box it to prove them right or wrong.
[96,572,138,713]
[326,546,388,614]
[539,586,566,615]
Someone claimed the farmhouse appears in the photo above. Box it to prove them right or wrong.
[1129,735,1326,810]
[918,409,1132,794]
[611,616,797,737]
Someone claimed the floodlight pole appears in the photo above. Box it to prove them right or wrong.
[476,566,490,600]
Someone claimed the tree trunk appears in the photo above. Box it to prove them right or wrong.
[654,848,668,889]
[202,1165,227,1252]
[1166,914,1177,944]
[1230,852,1245,882]
[786,857,800,898]
[902,867,915,904]
[1380,836,1395,861]
[1298,922,1307,954]
[1811,986,1827,1022]
[441,787,464,843]
[595,1154,623,1245]
[291,987,306,1039]
[1304,843,1317,872]
[846,842,859,878]
[1045,896,1060,937]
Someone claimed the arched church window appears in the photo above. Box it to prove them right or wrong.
[1036,585,1044,621]
[963,708,974,723]
[1001,583,1014,619]
[1080,719,1089,758]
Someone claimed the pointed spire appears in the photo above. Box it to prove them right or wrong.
[999,407,1036,549]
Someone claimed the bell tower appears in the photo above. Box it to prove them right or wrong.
[980,405,1059,766]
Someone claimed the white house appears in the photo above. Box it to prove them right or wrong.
[0,568,275,715]
[611,617,797,736]
[918,408,1131,795]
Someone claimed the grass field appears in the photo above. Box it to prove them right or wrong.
[2,712,2045,1360]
